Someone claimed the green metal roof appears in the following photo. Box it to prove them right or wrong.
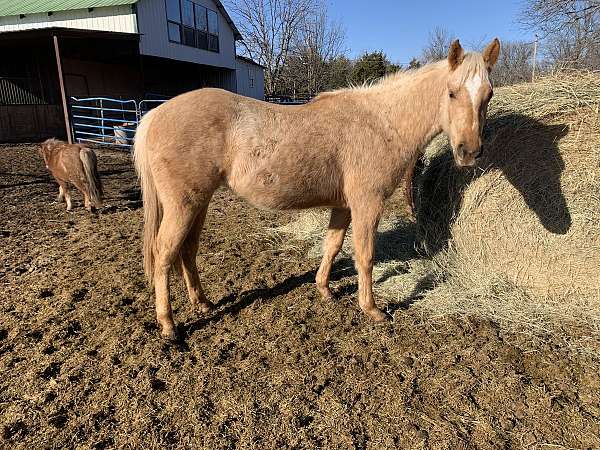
[0,0,137,16]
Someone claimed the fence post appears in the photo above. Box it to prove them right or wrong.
[53,35,72,144]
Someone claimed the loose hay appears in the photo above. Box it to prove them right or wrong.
[270,72,600,354]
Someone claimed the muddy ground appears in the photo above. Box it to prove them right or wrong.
[0,144,598,449]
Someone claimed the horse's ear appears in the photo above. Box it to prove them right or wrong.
[483,38,500,70]
[448,39,464,71]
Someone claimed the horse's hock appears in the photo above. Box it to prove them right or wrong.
[416,72,600,300]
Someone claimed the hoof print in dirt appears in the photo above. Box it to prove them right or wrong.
[40,362,61,380]
[48,410,68,429]
[71,289,88,302]
[2,420,28,441]
[39,288,54,299]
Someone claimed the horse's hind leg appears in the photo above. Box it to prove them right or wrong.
[73,180,91,211]
[57,184,65,203]
[316,208,351,299]
[180,203,213,313]
[154,206,198,340]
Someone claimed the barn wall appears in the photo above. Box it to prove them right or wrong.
[0,6,137,33]
[136,0,236,69]
[142,55,235,97]
[235,58,264,100]
[62,58,143,99]
[0,105,65,142]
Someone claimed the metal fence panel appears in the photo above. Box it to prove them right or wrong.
[71,97,138,149]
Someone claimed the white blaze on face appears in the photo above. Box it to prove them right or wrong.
[465,73,483,104]
[464,72,491,130]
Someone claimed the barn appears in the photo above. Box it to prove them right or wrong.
[0,0,264,143]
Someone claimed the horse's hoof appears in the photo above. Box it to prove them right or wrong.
[198,301,214,314]
[366,307,391,323]
[317,285,334,300]
[160,326,179,342]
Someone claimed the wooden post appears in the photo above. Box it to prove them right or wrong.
[53,35,72,143]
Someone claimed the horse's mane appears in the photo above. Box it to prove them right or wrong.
[313,52,488,101]
[42,137,62,146]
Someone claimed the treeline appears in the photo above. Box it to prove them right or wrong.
[227,0,600,97]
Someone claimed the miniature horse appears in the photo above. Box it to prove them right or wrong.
[134,39,500,340]
[39,139,103,211]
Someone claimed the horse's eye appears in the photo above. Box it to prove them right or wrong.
[449,91,455,99]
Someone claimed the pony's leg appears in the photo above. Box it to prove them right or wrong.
[180,203,213,313]
[63,185,73,211]
[57,184,65,203]
[316,208,351,299]
[350,200,389,322]
[153,206,197,340]
[73,180,91,211]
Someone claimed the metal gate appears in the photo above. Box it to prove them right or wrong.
[70,97,167,150]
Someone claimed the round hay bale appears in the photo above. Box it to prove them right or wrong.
[416,72,600,300]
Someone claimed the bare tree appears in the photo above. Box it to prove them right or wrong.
[226,0,315,96]
[422,27,455,63]
[491,41,534,86]
[521,0,600,69]
[292,4,346,96]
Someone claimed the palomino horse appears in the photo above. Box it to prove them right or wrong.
[134,39,500,340]
[39,139,103,211]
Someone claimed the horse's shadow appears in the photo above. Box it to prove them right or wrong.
[183,218,419,336]
[184,113,572,334]
[415,113,571,254]
[0,172,52,189]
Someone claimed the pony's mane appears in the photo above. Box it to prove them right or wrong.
[43,137,61,146]
[313,51,488,100]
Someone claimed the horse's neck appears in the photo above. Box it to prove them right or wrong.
[368,67,446,158]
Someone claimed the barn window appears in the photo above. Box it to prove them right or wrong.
[248,68,255,88]
[194,4,207,31]
[168,22,181,43]
[166,0,180,22]
[181,0,194,26]
[165,0,219,52]
[166,0,181,43]
[207,9,219,51]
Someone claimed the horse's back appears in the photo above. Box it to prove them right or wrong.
[45,141,86,183]
[143,87,349,210]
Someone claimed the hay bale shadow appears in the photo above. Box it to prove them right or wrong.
[415,113,571,255]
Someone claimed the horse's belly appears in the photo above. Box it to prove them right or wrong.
[227,161,341,210]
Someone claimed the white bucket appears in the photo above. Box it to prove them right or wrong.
[114,123,134,145]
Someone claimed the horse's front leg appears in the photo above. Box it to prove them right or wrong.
[58,182,73,211]
[350,199,389,322]
[57,184,65,203]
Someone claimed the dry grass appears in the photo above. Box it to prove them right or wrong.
[268,72,600,355]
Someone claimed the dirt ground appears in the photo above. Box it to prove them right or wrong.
[0,144,598,449]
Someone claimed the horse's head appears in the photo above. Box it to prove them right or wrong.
[441,38,500,167]
[39,138,57,167]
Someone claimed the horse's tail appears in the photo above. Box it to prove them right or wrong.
[133,108,161,285]
[79,147,104,208]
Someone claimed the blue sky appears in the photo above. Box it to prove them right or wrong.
[327,0,535,64]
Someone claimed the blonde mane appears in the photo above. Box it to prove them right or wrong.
[314,51,489,100]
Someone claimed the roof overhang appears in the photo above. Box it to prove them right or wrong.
[236,55,264,69]
[0,26,140,42]
[0,0,137,16]
[213,0,242,41]
[0,0,244,41]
